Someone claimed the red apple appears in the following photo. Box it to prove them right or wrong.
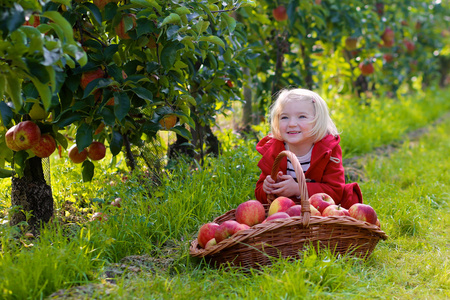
[198,222,220,248]
[226,80,233,88]
[81,68,105,90]
[111,197,121,208]
[268,196,296,216]
[214,220,241,243]
[87,141,106,161]
[348,203,378,225]
[115,14,137,39]
[93,0,119,10]
[272,5,288,22]
[159,115,177,130]
[68,144,88,164]
[359,61,375,76]
[235,200,266,227]
[308,193,335,214]
[5,125,21,151]
[31,134,56,158]
[381,27,395,44]
[204,238,217,249]
[285,204,321,217]
[345,37,358,51]
[13,121,41,150]
[322,205,350,217]
[263,212,290,223]
[403,39,415,53]
[383,53,394,63]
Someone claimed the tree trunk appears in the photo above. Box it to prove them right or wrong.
[10,156,53,230]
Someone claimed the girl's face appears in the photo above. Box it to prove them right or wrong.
[279,100,315,152]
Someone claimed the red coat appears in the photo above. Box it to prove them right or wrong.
[254,134,362,209]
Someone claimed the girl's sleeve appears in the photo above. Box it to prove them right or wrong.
[306,147,345,203]
[255,172,269,204]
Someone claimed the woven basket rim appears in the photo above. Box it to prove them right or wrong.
[190,214,388,258]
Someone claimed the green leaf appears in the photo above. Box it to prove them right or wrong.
[82,160,95,182]
[54,131,68,150]
[113,92,130,122]
[161,42,184,69]
[29,77,52,111]
[42,11,75,44]
[131,87,153,101]
[0,168,14,178]
[160,13,181,27]
[0,101,14,127]
[199,36,225,49]
[13,151,29,178]
[222,14,236,32]
[110,130,123,156]
[5,76,23,112]
[130,0,162,12]
[170,125,192,140]
[76,123,93,151]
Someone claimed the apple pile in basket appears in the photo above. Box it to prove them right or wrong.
[197,193,380,250]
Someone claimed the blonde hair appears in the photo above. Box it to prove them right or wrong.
[269,88,338,142]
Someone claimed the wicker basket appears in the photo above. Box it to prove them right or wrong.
[190,151,388,269]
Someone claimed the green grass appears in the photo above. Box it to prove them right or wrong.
[0,87,449,299]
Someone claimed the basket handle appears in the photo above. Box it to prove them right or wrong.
[267,150,310,227]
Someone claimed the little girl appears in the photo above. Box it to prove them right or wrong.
[255,88,362,208]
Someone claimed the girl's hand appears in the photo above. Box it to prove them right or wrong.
[269,174,300,198]
[263,171,283,195]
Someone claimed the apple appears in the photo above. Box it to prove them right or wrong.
[68,144,88,164]
[308,193,335,214]
[315,0,322,4]
[345,37,358,51]
[285,204,321,217]
[91,212,107,221]
[235,200,266,227]
[93,0,119,10]
[31,134,56,158]
[87,141,106,161]
[272,5,288,22]
[204,238,217,249]
[226,80,233,88]
[322,205,350,217]
[159,115,177,130]
[359,61,374,76]
[376,219,381,228]
[383,53,394,63]
[348,203,378,225]
[198,222,220,248]
[375,2,384,17]
[94,123,106,135]
[5,126,21,151]
[263,212,290,223]
[111,197,121,208]
[29,102,49,120]
[214,220,241,243]
[268,196,295,216]
[403,39,415,53]
[81,68,105,90]
[115,14,137,39]
[381,27,395,44]
[13,121,41,150]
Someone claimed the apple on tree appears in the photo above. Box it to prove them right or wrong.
[29,102,49,120]
[197,222,220,248]
[80,68,105,90]
[268,196,295,216]
[235,200,266,227]
[115,14,137,39]
[5,125,21,151]
[322,204,350,217]
[308,193,335,214]
[159,115,177,130]
[31,134,57,158]
[272,5,288,22]
[348,203,378,225]
[93,0,119,10]
[13,121,41,150]
[87,141,106,161]
[381,27,395,45]
[345,37,358,51]
[359,61,375,76]
[68,144,88,164]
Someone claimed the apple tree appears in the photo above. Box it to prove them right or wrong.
[0,0,253,229]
